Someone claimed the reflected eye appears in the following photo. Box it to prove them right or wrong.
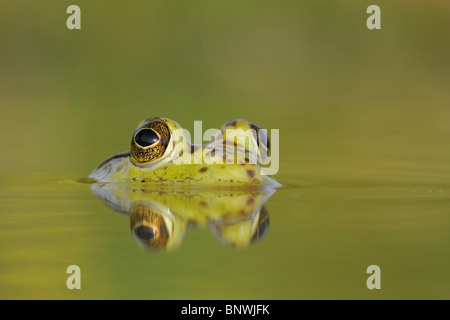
[131,119,171,163]
[134,226,156,240]
[135,129,160,147]
[130,206,170,251]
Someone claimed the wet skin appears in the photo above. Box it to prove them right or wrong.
[88,117,279,186]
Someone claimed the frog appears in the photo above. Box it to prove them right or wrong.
[90,182,276,251]
[88,117,280,186]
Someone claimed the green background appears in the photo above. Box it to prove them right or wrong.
[0,1,449,299]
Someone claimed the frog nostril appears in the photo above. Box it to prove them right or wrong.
[135,129,159,147]
[134,226,156,240]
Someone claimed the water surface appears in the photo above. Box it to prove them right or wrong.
[1,170,449,299]
[0,1,449,299]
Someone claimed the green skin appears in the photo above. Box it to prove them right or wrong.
[88,117,280,186]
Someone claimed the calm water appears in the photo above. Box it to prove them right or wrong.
[1,168,449,299]
[0,1,449,300]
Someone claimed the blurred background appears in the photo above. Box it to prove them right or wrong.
[0,1,449,299]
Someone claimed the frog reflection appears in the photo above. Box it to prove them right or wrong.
[91,183,276,252]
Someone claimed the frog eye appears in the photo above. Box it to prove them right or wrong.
[130,206,170,250]
[131,119,171,163]
[133,224,169,249]
[250,206,269,244]
[250,122,270,159]
[135,129,160,147]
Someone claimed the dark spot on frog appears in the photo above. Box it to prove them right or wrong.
[247,197,255,205]
[200,201,207,207]
[141,180,145,182]
[247,169,255,178]
[199,167,208,173]
[191,145,200,153]
[228,120,238,127]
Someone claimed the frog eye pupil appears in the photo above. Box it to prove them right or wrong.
[135,129,159,147]
[134,226,155,240]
